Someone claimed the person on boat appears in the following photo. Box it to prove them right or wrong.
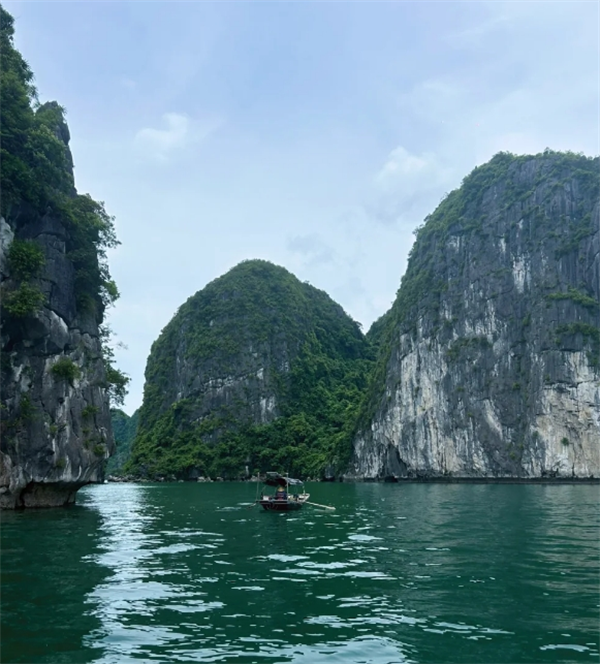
[275,486,287,500]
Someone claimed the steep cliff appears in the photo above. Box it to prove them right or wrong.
[107,408,139,475]
[0,7,125,507]
[350,151,599,479]
[127,260,371,479]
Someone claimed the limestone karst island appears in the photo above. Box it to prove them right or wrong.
[1,6,599,510]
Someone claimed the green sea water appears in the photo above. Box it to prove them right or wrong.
[1,482,598,663]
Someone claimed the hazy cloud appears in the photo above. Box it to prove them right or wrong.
[445,13,513,48]
[135,113,190,160]
[287,233,335,267]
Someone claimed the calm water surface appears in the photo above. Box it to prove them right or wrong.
[1,482,599,663]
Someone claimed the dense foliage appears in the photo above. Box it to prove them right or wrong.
[0,5,128,405]
[1,7,70,213]
[125,260,373,480]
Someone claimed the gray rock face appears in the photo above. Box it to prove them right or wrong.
[137,261,347,439]
[140,336,297,455]
[350,153,600,479]
[152,331,292,432]
[0,126,114,508]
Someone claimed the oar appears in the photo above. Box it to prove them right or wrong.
[305,501,335,511]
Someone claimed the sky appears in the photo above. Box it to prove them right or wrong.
[4,1,599,415]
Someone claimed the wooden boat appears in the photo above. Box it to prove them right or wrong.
[257,472,309,512]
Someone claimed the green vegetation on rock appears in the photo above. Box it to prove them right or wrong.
[0,12,71,212]
[2,282,46,317]
[107,408,139,474]
[126,260,373,480]
[50,357,81,384]
[7,239,45,279]
[2,238,46,317]
[547,288,599,310]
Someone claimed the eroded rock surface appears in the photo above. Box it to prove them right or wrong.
[350,153,600,479]
[0,114,114,508]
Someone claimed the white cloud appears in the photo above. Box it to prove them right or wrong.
[374,146,430,187]
[133,112,223,163]
[134,112,190,160]
[367,146,455,227]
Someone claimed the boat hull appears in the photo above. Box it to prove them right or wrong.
[259,500,303,512]
[258,493,309,512]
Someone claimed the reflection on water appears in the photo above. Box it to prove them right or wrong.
[1,482,599,663]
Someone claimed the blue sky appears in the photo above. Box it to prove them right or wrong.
[5,1,598,414]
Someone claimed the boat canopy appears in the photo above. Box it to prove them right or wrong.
[264,472,303,487]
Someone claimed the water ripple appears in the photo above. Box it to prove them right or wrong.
[2,482,598,664]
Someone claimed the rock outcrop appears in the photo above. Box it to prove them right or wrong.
[350,151,600,479]
[0,178,114,508]
[0,10,118,507]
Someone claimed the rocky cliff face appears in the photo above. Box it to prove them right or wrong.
[129,260,369,479]
[350,152,599,479]
[137,261,322,434]
[0,7,119,506]
[0,124,115,507]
